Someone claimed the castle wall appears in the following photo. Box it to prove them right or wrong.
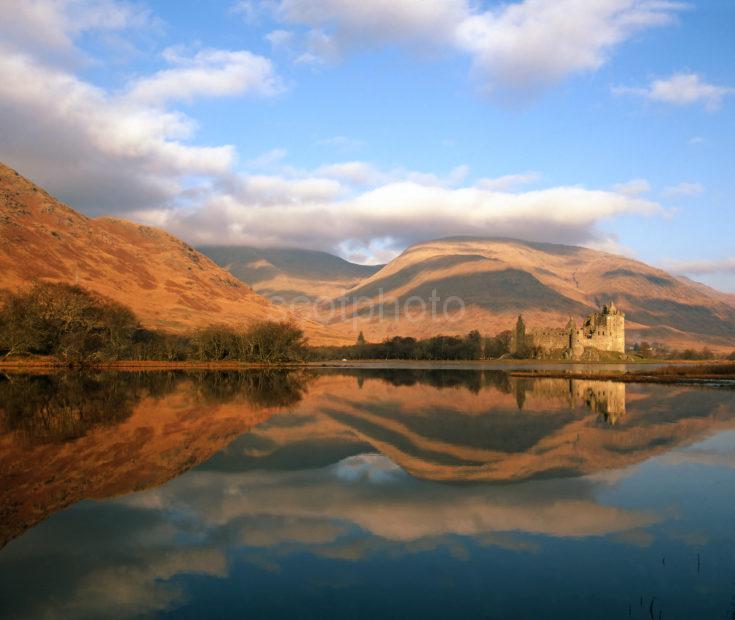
[528,328,570,351]
[573,312,625,354]
[510,305,625,359]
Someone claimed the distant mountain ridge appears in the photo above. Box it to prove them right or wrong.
[199,245,382,303]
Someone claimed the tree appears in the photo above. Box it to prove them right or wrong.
[728,351,735,361]
[241,321,307,363]
[0,282,138,363]
[466,330,482,359]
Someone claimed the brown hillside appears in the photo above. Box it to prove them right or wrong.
[0,163,346,345]
[320,237,735,350]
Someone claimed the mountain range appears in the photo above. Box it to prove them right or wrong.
[204,238,735,350]
[1,162,734,350]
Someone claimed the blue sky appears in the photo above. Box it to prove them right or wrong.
[0,0,733,290]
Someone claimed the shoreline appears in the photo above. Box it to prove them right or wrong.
[0,358,732,373]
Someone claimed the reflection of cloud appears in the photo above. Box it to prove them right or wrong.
[0,447,660,618]
[612,528,654,548]
[333,453,404,483]
[126,456,658,544]
[663,450,735,469]
[60,548,227,619]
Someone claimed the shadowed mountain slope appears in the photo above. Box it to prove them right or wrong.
[0,163,345,344]
[199,245,382,303]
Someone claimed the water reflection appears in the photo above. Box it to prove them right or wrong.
[1,368,735,619]
[0,369,312,547]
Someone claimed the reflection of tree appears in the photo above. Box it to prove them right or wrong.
[192,370,311,409]
[0,370,311,445]
[0,373,150,443]
[338,369,512,394]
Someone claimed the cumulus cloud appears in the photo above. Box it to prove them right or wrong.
[0,0,670,262]
[456,0,686,94]
[266,0,685,94]
[0,0,156,64]
[477,172,540,191]
[614,72,734,111]
[127,48,282,104]
[0,1,280,214]
[138,167,665,257]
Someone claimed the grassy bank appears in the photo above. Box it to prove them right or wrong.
[510,363,735,384]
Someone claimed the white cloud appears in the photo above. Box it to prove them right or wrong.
[127,48,282,105]
[664,257,735,275]
[143,172,665,257]
[315,161,389,186]
[614,179,651,197]
[0,49,237,211]
[246,148,289,169]
[614,73,734,111]
[0,0,671,263]
[275,0,468,56]
[477,172,540,191]
[664,181,704,197]
[267,0,685,94]
[457,0,686,94]
[0,0,155,64]
[0,2,281,214]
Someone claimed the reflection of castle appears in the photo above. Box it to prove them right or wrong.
[512,378,626,423]
[511,304,625,359]
[573,380,626,424]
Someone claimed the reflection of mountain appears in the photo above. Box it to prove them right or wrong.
[2,369,735,549]
[0,370,310,547]
[209,370,735,483]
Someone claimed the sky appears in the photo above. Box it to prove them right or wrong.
[0,0,733,290]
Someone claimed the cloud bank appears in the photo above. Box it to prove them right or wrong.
[269,0,686,95]
[0,0,676,262]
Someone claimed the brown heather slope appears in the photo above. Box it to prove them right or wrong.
[0,163,346,344]
[319,237,735,350]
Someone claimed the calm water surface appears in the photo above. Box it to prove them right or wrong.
[1,368,735,619]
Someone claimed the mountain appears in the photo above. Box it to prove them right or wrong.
[199,245,382,304]
[0,163,344,344]
[321,237,735,349]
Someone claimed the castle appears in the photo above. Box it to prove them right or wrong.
[511,303,625,359]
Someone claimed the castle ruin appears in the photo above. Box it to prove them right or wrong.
[511,303,625,360]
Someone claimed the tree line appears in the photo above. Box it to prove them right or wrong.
[313,329,513,361]
[0,282,307,365]
[2,283,733,364]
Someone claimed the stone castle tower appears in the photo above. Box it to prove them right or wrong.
[511,303,625,359]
